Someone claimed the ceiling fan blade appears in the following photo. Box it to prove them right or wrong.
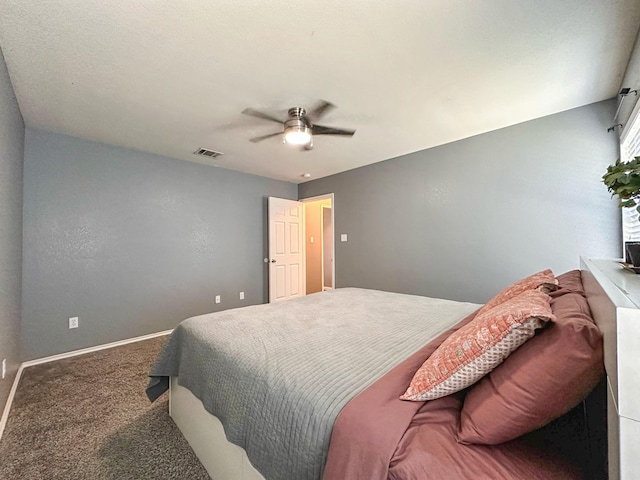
[250,131,282,143]
[312,124,356,137]
[242,108,284,124]
[306,100,336,122]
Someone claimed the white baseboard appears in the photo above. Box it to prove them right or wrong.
[0,328,173,442]
[0,364,25,443]
[22,329,173,368]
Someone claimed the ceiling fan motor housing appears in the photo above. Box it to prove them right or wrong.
[285,108,309,128]
[288,107,306,118]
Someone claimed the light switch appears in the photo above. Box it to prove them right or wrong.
[341,234,348,242]
[310,236,314,243]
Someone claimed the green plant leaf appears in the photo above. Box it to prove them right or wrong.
[603,157,640,207]
[606,171,629,181]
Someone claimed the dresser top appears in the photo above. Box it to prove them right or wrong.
[581,258,640,309]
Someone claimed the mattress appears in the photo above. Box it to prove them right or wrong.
[147,287,479,480]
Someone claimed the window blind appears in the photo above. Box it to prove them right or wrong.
[621,110,640,242]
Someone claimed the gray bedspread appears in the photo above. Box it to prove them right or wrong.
[147,288,478,480]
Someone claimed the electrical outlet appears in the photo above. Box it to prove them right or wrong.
[2,359,6,379]
[239,291,245,300]
[215,295,221,304]
[69,316,79,329]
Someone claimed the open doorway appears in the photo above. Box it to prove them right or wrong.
[301,194,334,294]
[322,205,333,290]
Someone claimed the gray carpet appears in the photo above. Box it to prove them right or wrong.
[0,336,210,479]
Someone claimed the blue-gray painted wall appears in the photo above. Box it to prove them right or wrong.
[22,129,296,360]
[20,101,622,360]
[0,47,24,410]
[299,100,621,304]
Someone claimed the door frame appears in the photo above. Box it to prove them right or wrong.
[300,193,335,291]
[321,204,333,290]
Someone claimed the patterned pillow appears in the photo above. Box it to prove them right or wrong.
[457,289,603,444]
[475,269,557,317]
[400,289,554,401]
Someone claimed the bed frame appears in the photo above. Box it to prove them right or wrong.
[168,259,636,480]
[169,377,265,480]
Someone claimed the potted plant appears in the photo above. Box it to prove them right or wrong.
[603,156,640,266]
[603,157,640,214]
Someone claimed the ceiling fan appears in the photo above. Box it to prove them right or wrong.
[241,100,355,150]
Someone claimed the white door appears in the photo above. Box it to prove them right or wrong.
[268,197,305,302]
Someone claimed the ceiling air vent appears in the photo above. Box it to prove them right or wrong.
[194,147,224,159]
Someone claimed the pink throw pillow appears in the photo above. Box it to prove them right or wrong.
[475,269,557,317]
[547,270,585,298]
[401,289,554,401]
[457,287,603,445]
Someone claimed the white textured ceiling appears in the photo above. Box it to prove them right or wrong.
[0,1,639,183]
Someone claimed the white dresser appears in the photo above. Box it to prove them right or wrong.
[581,257,640,480]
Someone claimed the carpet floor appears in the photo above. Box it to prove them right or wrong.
[0,337,210,479]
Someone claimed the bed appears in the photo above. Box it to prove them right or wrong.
[147,269,608,480]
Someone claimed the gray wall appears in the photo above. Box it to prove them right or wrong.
[300,100,621,304]
[0,48,24,411]
[22,129,296,360]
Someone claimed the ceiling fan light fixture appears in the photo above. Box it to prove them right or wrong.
[243,101,354,148]
[284,125,312,145]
